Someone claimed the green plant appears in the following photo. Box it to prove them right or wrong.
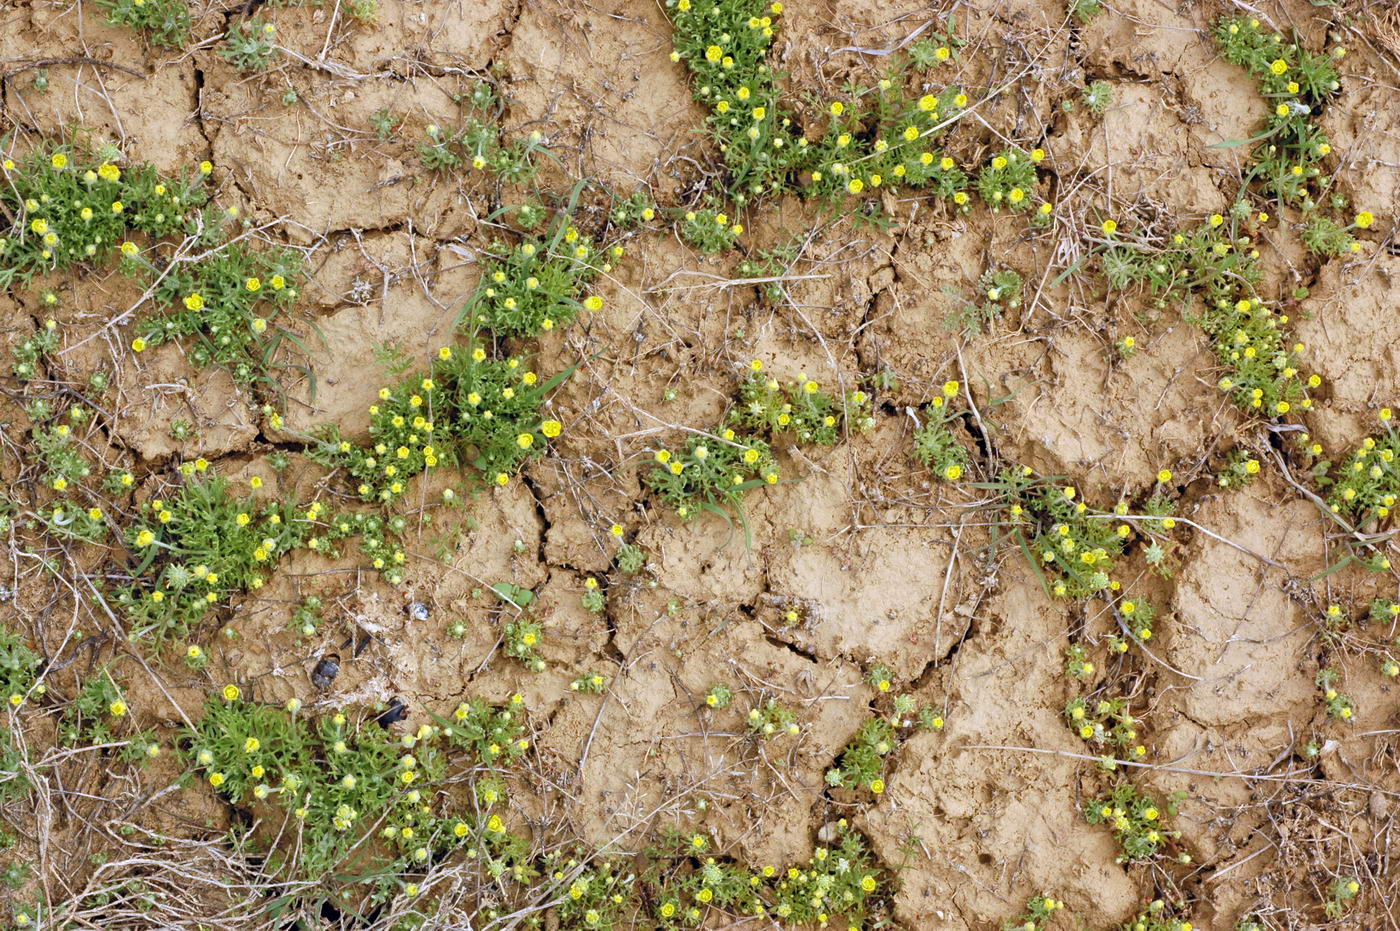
[1070,0,1102,23]
[222,19,279,71]
[703,683,732,709]
[308,347,565,506]
[58,670,129,747]
[912,380,970,481]
[1326,410,1398,550]
[458,224,611,337]
[371,108,399,140]
[291,597,323,637]
[679,203,743,253]
[1062,645,1094,680]
[110,472,354,642]
[1316,667,1355,721]
[581,577,605,614]
[1003,894,1067,930]
[1065,695,1146,761]
[975,149,1041,212]
[96,0,191,48]
[726,368,873,445]
[950,267,1023,332]
[569,672,608,694]
[736,239,800,301]
[504,618,545,671]
[609,191,656,228]
[1326,876,1360,917]
[825,693,936,795]
[1216,449,1262,488]
[645,427,778,522]
[745,698,798,738]
[1084,783,1181,862]
[0,146,205,289]
[616,542,646,573]
[1083,80,1113,114]
[1120,901,1195,931]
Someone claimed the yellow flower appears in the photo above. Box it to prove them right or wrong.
[944,464,962,481]
[51,152,68,169]
[705,44,722,62]
[516,433,534,449]
[1101,219,1117,235]
[1355,211,1375,229]
[223,684,241,701]
[109,700,128,716]
[1270,58,1287,75]
[1157,469,1172,483]
[184,293,205,311]
[869,778,885,794]
[942,379,959,398]
[918,94,937,112]
[245,277,261,292]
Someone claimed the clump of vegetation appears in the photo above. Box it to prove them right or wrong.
[912,380,970,481]
[1002,894,1067,930]
[0,146,308,385]
[1083,783,1182,862]
[1093,214,1318,418]
[0,625,43,709]
[458,223,612,337]
[309,346,565,505]
[666,1,1019,223]
[111,474,356,642]
[1120,900,1196,931]
[96,0,191,48]
[0,147,204,287]
[1216,448,1262,488]
[418,84,548,183]
[222,19,279,71]
[1316,667,1356,721]
[826,690,941,795]
[950,267,1023,332]
[1212,17,1369,258]
[679,202,744,252]
[646,362,871,522]
[726,368,873,445]
[1065,695,1146,761]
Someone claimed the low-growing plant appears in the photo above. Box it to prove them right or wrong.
[504,617,545,671]
[678,203,743,253]
[1002,894,1067,930]
[222,19,279,71]
[457,223,611,337]
[745,698,799,738]
[0,625,42,710]
[1326,876,1360,917]
[913,380,970,482]
[1065,695,1147,761]
[1083,782,1181,862]
[949,267,1023,333]
[96,0,191,48]
[1316,667,1355,721]
[309,346,567,506]
[1120,901,1196,931]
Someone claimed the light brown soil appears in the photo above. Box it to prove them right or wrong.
[3,0,1400,928]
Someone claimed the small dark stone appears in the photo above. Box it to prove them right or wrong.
[311,654,340,689]
[375,697,408,727]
